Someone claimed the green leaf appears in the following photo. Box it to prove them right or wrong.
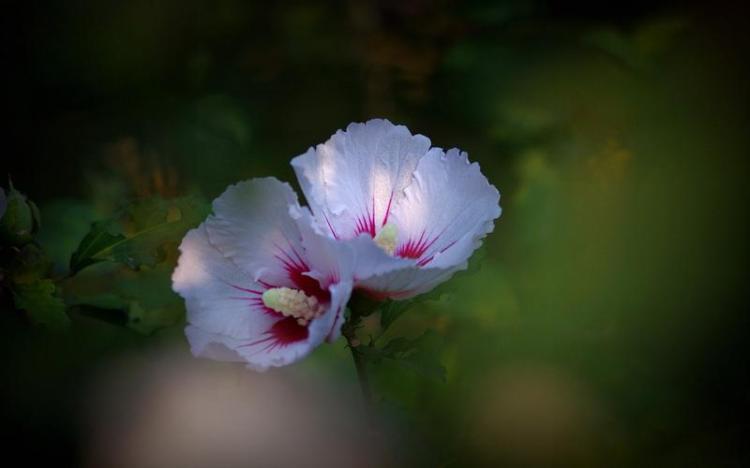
[376,270,469,334]
[36,199,99,273]
[69,196,209,274]
[64,262,185,334]
[383,245,489,325]
[388,332,447,382]
[69,220,125,274]
[126,301,183,335]
[363,331,447,382]
[12,279,70,330]
[379,299,415,333]
[111,196,208,268]
[7,244,52,284]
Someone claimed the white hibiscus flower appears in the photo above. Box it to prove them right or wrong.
[173,178,372,370]
[292,119,501,300]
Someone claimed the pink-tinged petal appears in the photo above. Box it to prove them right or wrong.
[291,207,351,288]
[293,207,413,284]
[205,178,317,293]
[186,324,313,371]
[292,209,385,342]
[184,279,350,371]
[351,149,501,300]
[294,206,416,301]
[174,224,349,370]
[172,225,276,340]
[292,119,430,239]
[390,148,501,268]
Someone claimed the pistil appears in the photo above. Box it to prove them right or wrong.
[374,223,398,255]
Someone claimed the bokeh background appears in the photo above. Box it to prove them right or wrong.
[2,1,749,466]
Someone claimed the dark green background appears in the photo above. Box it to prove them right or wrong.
[2,1,748,466]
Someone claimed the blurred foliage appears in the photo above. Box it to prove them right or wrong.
[2,1,749,467]
[362,330,448,382]
[0,184,206,335]
[11,279,69,330]
[70,195,208,273]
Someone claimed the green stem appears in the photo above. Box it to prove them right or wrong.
[348,336,372,405]
[342,308,373,410]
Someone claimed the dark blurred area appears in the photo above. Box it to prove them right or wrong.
[2,1,749,467]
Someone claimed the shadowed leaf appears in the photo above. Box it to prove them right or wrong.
[12,279,69,330]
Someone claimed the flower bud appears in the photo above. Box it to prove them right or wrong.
[0,182,41,246]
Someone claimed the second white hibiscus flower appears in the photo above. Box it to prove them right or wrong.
[293,119,501,300]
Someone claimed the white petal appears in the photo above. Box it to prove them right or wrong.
[205,178,306,288]
[290,207,358,342]
[309,280,352,343]
[184,325,247,362]
[342,238,441,300]
[172,224,274,340]
[184,286,349,371]
[389,148,501,268]
[184,294,349,371]
[356,264,460,300]
[291,119,430,239]
[352,149,501,300]
[185,324,316,371]
[291,207,353,287]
